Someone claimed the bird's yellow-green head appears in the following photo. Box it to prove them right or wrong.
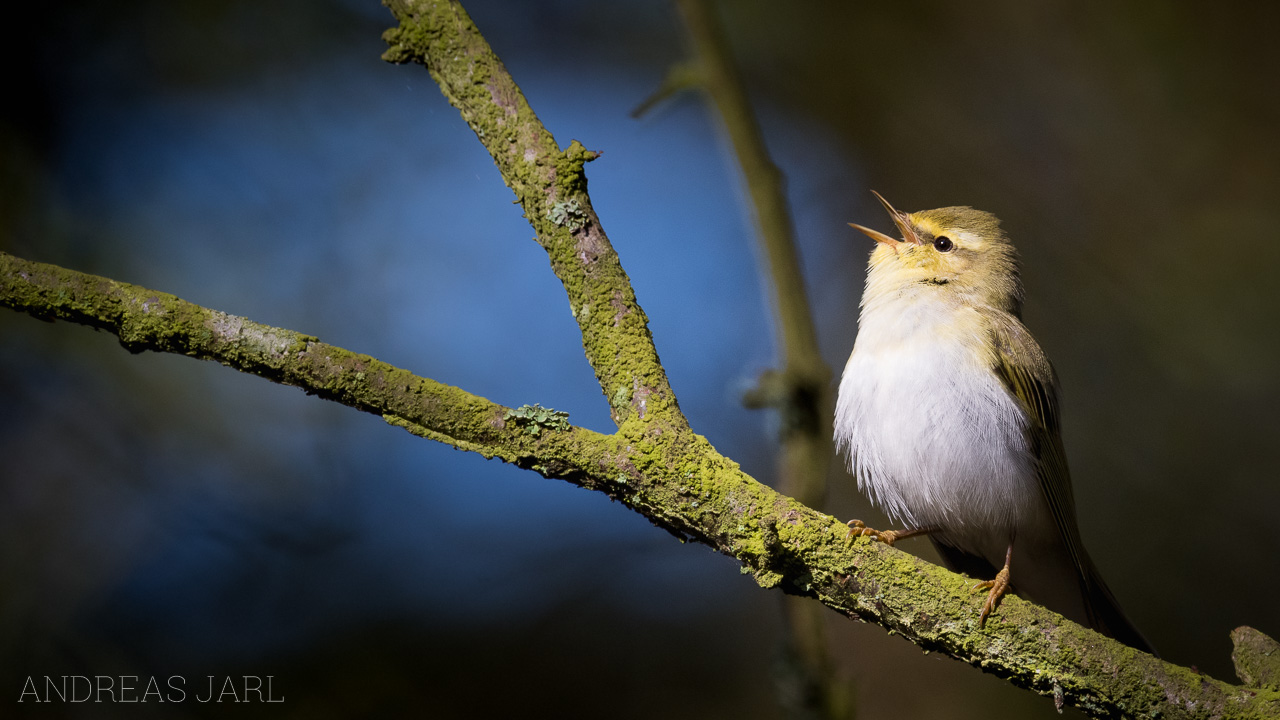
[850,192,1023,314]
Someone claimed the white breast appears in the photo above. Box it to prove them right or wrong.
[834,292,1041,553]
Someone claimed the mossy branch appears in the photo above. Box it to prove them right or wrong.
[4,252,1277,720]
[3,1,1278,717]
[380,0,682,431]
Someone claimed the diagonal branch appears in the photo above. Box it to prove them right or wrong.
[4,249,1276,720]
[380,0,683,431]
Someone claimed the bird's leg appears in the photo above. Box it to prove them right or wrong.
[845,519,937,547]
[973,544,1013,626]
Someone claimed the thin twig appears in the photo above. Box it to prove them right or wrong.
[675,2,843,717]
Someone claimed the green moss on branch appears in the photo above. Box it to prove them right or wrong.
[380,0,681,430]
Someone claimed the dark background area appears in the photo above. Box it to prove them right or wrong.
[2,1,1278,718]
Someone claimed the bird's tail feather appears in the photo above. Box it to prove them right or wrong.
[1079,554,1158,656]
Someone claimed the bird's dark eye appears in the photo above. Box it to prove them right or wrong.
[933,236,954,252]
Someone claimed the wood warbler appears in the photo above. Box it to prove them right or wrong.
[834,192,1154,654]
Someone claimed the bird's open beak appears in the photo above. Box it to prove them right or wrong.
[848,191,922,246]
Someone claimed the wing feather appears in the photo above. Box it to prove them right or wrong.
[986,319,1088,581]
[987,317,1156,653]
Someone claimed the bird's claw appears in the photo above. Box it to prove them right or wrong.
[846,519,900,546]
[972,565,1012,626]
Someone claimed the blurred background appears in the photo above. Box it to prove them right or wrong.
[2,0,1278,717]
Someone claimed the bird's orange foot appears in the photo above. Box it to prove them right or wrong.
[845,519,902,546]
[972,565,1012,626]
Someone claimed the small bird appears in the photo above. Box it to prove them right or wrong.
[835,192,1154,654]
